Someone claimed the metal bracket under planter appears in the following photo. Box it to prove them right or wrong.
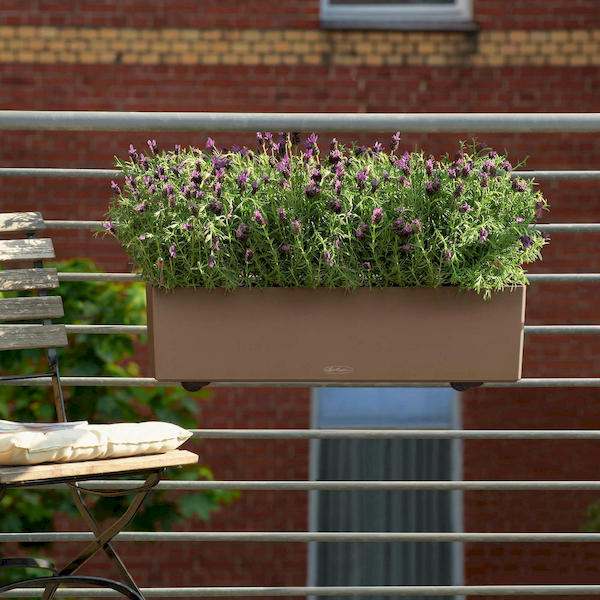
[450,382,484,392]
[181,381,210,392]
[147,284,526,384]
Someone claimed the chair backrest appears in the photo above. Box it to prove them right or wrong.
[0,211,68,420]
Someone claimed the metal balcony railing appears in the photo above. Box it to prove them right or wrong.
[0,110,600,597]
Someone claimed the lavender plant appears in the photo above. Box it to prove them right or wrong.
[104,134,549,298]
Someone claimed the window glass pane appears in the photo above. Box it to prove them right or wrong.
[317,387,455,429]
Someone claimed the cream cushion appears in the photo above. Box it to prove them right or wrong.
[0,422,192,466]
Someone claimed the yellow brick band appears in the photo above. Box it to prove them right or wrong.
[0,26,598,67]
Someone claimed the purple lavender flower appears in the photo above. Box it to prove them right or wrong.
[214,239,220,251]
[330,138,339,153]
[252,179,259,194]
[520,235,533,249]
[291,220,302,236]
[354,145,368,157]
[169,245,177,258]
[134,200,149,212]
[501,160,513,172]
[162,183,174,198]
[399,176,411,188]
[425,159,434,177]
[426,178,441,196]
[236,222,251,241]
[392,217,405,235]
[443,250,452,263]
[277,206,287,222]
[168,195,176,208]
[334,235,340,250]
[214,182,222,198]
[304,133,318,151]
[305,183,321,198]
[515,217,524,223]
[390,132,401,153]
[251,210,267,226]
[182,185,192,199]
[363,261,372,270]
[110,180,121,195]
[128,144,138,163]
[264,132,273,146]
[281,244,291,253]
[459,202,472,213]
[479,229,489,243]
[541,231,551,240]
[279,178,291,190]
[212,155,230,170]
[256,132,265,148]
[329,149,343,165]
[310,168,322,183]
[195,190,204,200]
[237,170,249,191]
[103,221,116,234]
[303,148,313,161]
[148,184,157,195]
[454,182,465,198]
[139,155,149,171]
[329,198,342,214]
[461,162,474,178]
[183,222,194,231]
[334,179,342,196]
[382,171,389,182]
[401,244,412,252]
[138,235,146,241]
[208,199,222,215]
[371,207,383,225]
[188,203,198,217]
[322,251,334,267]
[371,178,379,193]
[398,157,411,178]
[446,168,457,180]
[156,164,165,179]
[411,219,422,233]
[263,174,270,183]
[205,137,216,151]
[480,172,489,188]
[512,179,528,192]
[245,249,253,262]
[355,221,369,239]
[190,170,202,184]
[489,150,499,159]
[209,255,216,268]
[373,141,384,154]
[147,139,158,155]
[356,169,368,192]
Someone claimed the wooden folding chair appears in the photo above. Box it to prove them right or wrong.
[0,211,198,600]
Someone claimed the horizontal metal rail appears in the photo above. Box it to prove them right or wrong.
[31,480,600,491]
[61,324,600,335]
[0,531,599,543]
[5,585,600,597]
[57,272,600,284]
[2,377,600,388]
[2,111,600,133]
[4,169,600,180]
[189,428,600,440]
[43,220,600,234]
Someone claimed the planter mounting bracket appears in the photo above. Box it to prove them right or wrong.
[450,382,484,392]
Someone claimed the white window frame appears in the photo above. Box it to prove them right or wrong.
[307,387,464,600]
[320,0,473,30]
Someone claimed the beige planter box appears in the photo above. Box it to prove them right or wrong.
[146,284,525,384]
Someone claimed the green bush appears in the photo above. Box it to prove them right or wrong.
[105,135,549,298]
[0,260,239,576]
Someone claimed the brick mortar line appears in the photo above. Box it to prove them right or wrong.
[0,26,599,66]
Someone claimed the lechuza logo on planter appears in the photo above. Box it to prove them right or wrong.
[323,366,355,375]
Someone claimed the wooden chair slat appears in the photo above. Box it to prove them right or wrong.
[0,324,67,350]
[0,212,45,234]
[0,297,64,322]
[0,450,199,484]
[0,268,59,292]
[0,239,55,263]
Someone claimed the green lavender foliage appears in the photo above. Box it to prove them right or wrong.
[105,136,549,298]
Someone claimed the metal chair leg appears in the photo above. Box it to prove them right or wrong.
[0,575,145,600]
[40,470,163,600]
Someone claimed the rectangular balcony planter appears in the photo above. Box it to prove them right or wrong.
[146,284,526,385]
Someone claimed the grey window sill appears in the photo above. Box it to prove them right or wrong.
[320,18,479,32]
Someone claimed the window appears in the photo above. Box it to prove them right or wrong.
[320,0,474,30]
[309,388,462,600]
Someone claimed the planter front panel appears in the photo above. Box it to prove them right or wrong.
[147,285,525,383]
